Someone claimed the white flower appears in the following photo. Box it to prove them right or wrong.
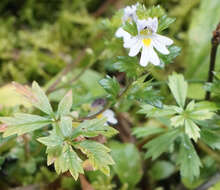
[115,3,138,40]
[97,109,117,125]
[123,17,173,67]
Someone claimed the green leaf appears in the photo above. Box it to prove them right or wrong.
[0,113,51,137]
[32,81,54,115]
[60,144,84,180]
[168,73,188,108]
[201,129,220,150]
[159,45,181,65]
[178,134,202,181]
[132,126,165,139]
[189,101,216,121]
[144,128,180,160]
[122,21,138,36]
[170,115,185,127]
[57,90,72,117]
[37,129,64,147]
[76,140,114,176]
[158,15,176,32]
[52,144,83,180]
[114,56,139,78]
[129,76,163,108]
[72,118,118,139]
[60,116,73,138]
[185,119,200,142]
[109,141,143,187]
[99,76,120,100]
[150,160,175,181]
[138,104,178,117]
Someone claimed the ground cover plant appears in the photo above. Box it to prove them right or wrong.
[0,0,220,190]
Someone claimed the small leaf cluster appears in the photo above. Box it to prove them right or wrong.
[134,73,220,181]
[0,82,118,180]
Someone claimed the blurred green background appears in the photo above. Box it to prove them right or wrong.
[0,0,219,189]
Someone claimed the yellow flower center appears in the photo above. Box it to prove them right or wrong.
[142,38,152,47]
[97,113,103,119]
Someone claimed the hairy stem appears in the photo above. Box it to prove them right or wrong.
[205,22,220,100]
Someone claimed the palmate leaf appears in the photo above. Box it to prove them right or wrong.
[71,118,118,139]
[144,128,180,160]
[0,113,52,137]
[76,140,114,176]
[168,73,188,108]
[178,134,202,181]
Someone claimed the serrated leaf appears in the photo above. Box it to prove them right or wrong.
[132,126,165,139]
[178,134,202,181]
[57,90,72,117]
[71,118,118,139]
[170,115,185,127]
[159,45,181,66]
[144,128,180,160]
[114,56,139,78]
[99,76,120,100]
[122,21,138,36]
[109,141,143,187]
[0,113,51,137]
[32,81,54,115]
[60,116,73,138]
[138,104,177,117]
[46,145,62,166]
[158,15,176,32]
[185,119,200,142]
[60,144,84,180]
[168,73,188,108]
[189,101,216,121]
[201,129,220,150]
[37,129,64,147]
[76,140,114,176]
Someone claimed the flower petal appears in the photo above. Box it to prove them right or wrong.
[115,27,131,40]
[153,34,173,46]
[124,36,139,48]
[128,39,142,56]
[152,38,170,55]
[149,47,160,66]
[139,46,150,67]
